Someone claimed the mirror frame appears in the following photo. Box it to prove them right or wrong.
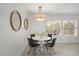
[24,18,28,30]
[10,11,22,31]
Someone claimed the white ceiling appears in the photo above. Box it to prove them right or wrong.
[25,3,79,14]
[0,3,79,14]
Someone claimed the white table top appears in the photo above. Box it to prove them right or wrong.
[32,36,51,41]
[32,35,57,40]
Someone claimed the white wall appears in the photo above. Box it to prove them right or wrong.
[0,4,28,56]
[27,13,79,43]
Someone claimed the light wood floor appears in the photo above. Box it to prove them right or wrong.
[20,43,79,56]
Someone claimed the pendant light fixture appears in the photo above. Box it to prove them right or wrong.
[34,6,46,21]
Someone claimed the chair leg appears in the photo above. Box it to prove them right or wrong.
[52,48,56,55]
[31,47,36,56]
[48,47,56,56]
[45,45,48,52]
[33,48,35,56]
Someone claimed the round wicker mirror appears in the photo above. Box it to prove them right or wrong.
[24,18,28,30]
[10,11,22,31]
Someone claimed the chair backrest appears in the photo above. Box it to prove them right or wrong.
[30,34,35,38]
[48,34,52,41]
[27,38,33,46]
[48,34,52,38]
[27,38,39,47]
[50,38,56,47]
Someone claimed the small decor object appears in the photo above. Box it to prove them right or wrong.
[10,11,22,31]
[24,18,28,30]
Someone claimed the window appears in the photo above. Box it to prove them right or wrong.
[63,20,77,36]
[46,20,61,35]
[46,20,77,36]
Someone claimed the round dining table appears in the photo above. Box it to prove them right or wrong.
[32,36,51,55]
[32,36,51,46]
[32,35,57,55]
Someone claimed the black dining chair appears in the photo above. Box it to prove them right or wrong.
[30,34,35,38]
[44,34,52,42]
[44,38,57,55]
[27,38,40,55]
[30,34,39,42]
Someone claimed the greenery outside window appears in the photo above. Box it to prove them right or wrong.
[46,20,77,36]
[63,20,77,36]
[46,20,61,35]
